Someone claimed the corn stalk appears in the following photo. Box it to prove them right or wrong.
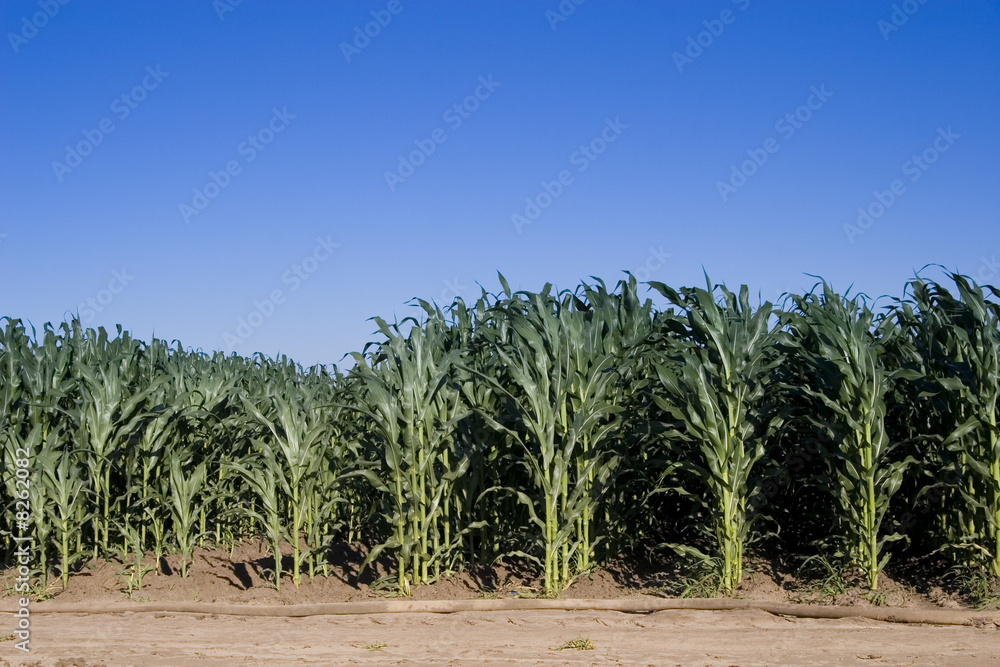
[779,282,916,589]
[648,279,779,594]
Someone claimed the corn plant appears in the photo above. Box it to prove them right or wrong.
[143,483,170,573]
[72,325,156,557]
[2,320,77,583]
[3,422,52,584]
[183,352,244,548]
[892,274,1000,575]
[166,454,208,578]
[647,280,779,594]
[4,273,1000,597]
[239,364,338,586]
[226,447,286,587]
[449,291,521,565]
[0,318,27,553]
[37,445,89,588]
[779,282,917,589]
[575,276,656,563]
[348,312,476,594]
[112,518,155,595]
[470,279,626,595]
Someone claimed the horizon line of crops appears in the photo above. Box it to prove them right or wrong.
[1,270,998,596]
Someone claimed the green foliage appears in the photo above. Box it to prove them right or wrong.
[778,282,916,589]
[647,278,780,594]
[1,270,999,597]
[348,310,475,594]
[891,274,1000,575]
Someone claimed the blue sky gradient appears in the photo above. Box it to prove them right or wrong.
[1,1,997,365]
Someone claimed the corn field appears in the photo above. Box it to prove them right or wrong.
[2,272,998,595]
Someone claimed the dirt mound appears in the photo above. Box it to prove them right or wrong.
[0,540,982,611]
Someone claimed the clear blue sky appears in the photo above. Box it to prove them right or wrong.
[1,1,997,366]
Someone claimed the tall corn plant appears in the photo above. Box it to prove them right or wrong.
[185,352,245,549]
[779,282,916,589]
[474,279,623,595]
[578,276,656,557]
[0,318,28,551]
[122,343,237,570]
[477,284,573,596]
[348,313,473,594]
[647,280,779,594]
[893,274,1000,575]
[411,301,484,578]
[2,320,78,583]
[329,371,374,548]
[72,324,156,557]
[557,285,635,574]
[300,366,355,577]
[2,421,54,583]
[449,291,521,565]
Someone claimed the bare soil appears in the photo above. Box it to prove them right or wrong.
[0,540,970,608]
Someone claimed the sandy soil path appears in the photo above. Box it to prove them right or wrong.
[2,607,999,666]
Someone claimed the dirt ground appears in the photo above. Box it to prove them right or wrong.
[0,540,969,609]
[2,607,999,666]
